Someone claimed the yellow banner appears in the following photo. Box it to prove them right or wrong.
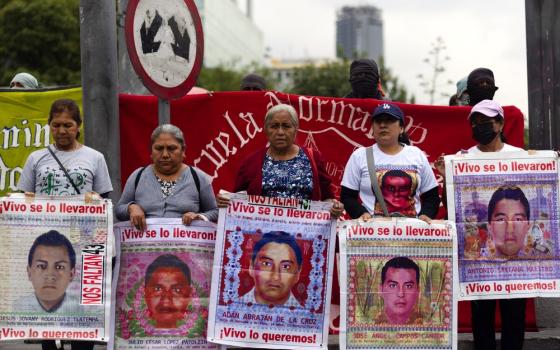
[0,87,82,195]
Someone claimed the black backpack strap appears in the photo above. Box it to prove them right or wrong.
[189,166,202,207]
[134,166,147,192]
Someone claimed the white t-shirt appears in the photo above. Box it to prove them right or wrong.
[341,144,438,216]
[18,145,113,195]
[464,143,523,154]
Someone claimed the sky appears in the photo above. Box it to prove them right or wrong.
[243,0,528,116]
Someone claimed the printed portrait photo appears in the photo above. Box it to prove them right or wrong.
[348,256,452,328]
[375,169,418,217]
[116,250,212,338]
[458,184,555,260]
[219,229,329,311]
[12,230,82,314]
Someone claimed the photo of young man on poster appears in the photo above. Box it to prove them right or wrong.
[144,254,192,329]
[239,231,304,307]
[375,256,422,325]
[14,230,80,314]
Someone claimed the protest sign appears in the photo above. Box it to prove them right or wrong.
[0,87,82,196]
[207,194,336,349]
[111,219,217,350]
[0,194,112,341]
[339,218,458,350]
[445,150,560,299]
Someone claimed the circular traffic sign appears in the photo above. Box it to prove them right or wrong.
[125,0,204,99]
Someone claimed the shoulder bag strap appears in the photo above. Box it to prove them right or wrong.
[189,166,202,206]
[365,146,389,217]
[47,145,81,195]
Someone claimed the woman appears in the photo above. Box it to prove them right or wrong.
[340,102,440,221]
[217,104,343,216]
[17,99,111,350]
[18,99,112,197]
[116,124,218,231]
[436,99,525,350]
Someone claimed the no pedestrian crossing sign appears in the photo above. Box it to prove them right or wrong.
[125,0,204,99]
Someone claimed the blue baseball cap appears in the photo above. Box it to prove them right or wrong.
[372,103,404,122]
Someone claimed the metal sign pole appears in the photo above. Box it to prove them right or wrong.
[158,98,171,125]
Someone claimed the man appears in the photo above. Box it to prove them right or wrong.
[376,257,421,325]
[144,254,192,328]
[345,58,385,99]
[240,231,303,307]
[487,186,531,258]
[15,230,78,314]
[379,169,415,216]
[240,73,266,91]
[10,72,39,89]
[466,68,498,106]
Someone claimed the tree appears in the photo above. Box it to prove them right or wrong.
[288,58,415,103]
[416,37,453,105]
[0,0,81,86]
[197,61,276,92]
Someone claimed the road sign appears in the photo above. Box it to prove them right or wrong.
[125,0,204,99]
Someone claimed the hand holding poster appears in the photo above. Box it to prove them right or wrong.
[339,218,458,350]
[0,194,112,342]
[445,150,560,299]
[207,194,336,349]
[111,218,217,349]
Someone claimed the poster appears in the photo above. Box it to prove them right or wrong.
[339,218,458,350]
[445,150,560,299]
[111,219,217,350]
[207,194,336,349]
[0,194,112,341]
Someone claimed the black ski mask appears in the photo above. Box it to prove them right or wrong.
[467,68,498,106]
[349,59,381,99]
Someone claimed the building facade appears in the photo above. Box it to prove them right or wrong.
[196,0,264,68]
[336,5,384,62]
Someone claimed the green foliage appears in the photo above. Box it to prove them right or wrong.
[286,58,414,103]
[288,60,350,97]
[197,61,277,92]
[0,0,81,86]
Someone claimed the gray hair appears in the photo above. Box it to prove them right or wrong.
[264,104,299,129]
[151,124,185,149]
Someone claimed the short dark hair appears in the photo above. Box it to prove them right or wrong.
[381,169,413,188]
[28,230,76,269]
[381,257,420,284]
[145,254,191,287]
[487,186,530,223]
[251,231,303,269]
[48,99,82,126]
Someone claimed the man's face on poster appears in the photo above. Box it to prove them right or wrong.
[489,199,530,257]
[380,267,419,324]
[381,173,413,212]
[27,245,75,311]
[145,267,191,328]
[250,242,301,305]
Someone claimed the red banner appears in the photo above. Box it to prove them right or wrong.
[119,91,524,195]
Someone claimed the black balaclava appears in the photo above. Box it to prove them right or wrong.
[240,73,266,91]
[349,59,381,99]
[467,68,498,106]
